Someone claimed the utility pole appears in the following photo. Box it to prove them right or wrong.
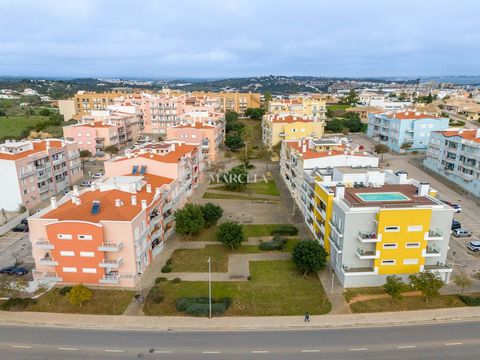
[208,257,212,319]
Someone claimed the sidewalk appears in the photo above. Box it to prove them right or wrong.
[2,307,480,331]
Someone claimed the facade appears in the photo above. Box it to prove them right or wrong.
[57,99,76,121]
[166,122,224,163]
[191,91,261,114]
[443,99,480,121]
[0,139,83,211]
[73,90,139,115]
[29,174,174,287]
[345,106,383,123]
[262,114,325,148]
[367,111,449,152]
[424,129,480,197]
[358,93,412,111]
[267,97,327,120]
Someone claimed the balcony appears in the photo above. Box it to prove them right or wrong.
[98,242,124,252]
[328,220,343,237]
[34,240,54,250]
[357,232,381,243]
[19,169,36,179]
[424,246,441,258]
[150,226,163,240]
[328,234,342,253]
[356,248,380,259]
[342,265,377,275]
[52,157,65,165]
[39,256,58,266]
[99,274,120,284]
[424,263,452,272]
[425,230,443,241]
[38,185,52,194]
[33,270,62,282]
[99,258,123,268]
[162,201,172,212]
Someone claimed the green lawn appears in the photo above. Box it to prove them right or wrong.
[327,104,350,111]
[170,241,299,273]
[350,295,465,313]
[184,224,298,241]
[144,260,331,316]
[0,116,49,140]
[211,180,280,196]
[203,192,271,201]
[22,287,135,315]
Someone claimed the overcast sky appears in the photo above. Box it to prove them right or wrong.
[0,0,479,78]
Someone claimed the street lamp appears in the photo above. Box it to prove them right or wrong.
[452,251,457,268]
[331,268,335,294]
[208,257,212,319]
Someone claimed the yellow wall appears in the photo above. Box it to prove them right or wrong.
[192,91,261,113]
[313,182,334,253]
[375,208,432,275]
[269,121,325,147]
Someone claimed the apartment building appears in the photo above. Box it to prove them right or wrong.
[29,174,175,287]
[268,97,327,120]
[57,99,76,121]
[358,92,411,110]
[345,106,383,123]
[424,129,480,197]
[261,114,325,148]
[367,111,449,152]
[324,177,453,287]
[73,90,142,115]
[191,91,261,114]
[280,138,379,219]
[166,121,224,163]
[0,139,83,211]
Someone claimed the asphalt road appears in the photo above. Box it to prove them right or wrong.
[1,321,480,359]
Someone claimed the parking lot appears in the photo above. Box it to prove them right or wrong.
[0,231,33,270]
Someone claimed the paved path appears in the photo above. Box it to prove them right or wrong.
[318,268,352,315]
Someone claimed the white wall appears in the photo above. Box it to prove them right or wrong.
[0,160,23,211]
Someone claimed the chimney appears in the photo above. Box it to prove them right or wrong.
[141,199,148,210]
[302,142,307,153]
[476,128,480,138]
[418,182,430,196]
[75,197,81,206]
[90,183,96,192]
[297,139,301,147]
[396,170,408,184]
[328,150,332,156]
[71,194,76,203]
[115,199,122,207]
[131,195,137,206]
[146,184,152,193]
[155,187,161,197]
[335,184,345,199]
[50,197,58,209]
[73,185,79,196]
[172,143,176,151]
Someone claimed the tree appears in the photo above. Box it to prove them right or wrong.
[341,89,358,105]
[291,240,328,276]
[17,204,27,214]
[256,146,273,171]
[400,142,412,150]
[383,275,405,301]
[245,107,265,120]
[454,271,472,294]
[222,165,248,191]
[325,118,345,133]
[409,272,444,303]
[237,146,253,167]
[201,203,223,227]
[216,222,244,250]
[225,110,239,123]
[104,145,119,158]
[79,149,92,168]
[39,108,51,116]
[374,144,389,161]
[174,203,205,236]
[271,142,282,158]
[67,284,92,307]
[225,132,244,150]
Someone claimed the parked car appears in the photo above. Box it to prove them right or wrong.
[443,200,462,213]
[452,228,472,238]
[468,241,480,252]
[0,265,28,276]
[12,224,29,232]
[80,180,92,187]
[92,173,103,179]
[20,218,28,225]
[451,220,461,230]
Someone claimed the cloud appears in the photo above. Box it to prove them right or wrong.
[0,0,478,77]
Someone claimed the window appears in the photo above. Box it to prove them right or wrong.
[403,259,419,265]
[80,251,95,257]
[408,225,423,232]
[406,242,420,248]
[384,226,400,232]
[60,251,75,257]
[381,260,396,265]
[82,268,97,274]
[57,234,72,240]
[78,234,92,240]
[383,243,398,249]
[62,267,77,273]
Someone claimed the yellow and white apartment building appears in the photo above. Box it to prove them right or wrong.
[301,167,452,287]
[268,97,327,120]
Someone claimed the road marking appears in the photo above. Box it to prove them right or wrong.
[58,347,78,351]
[154,350,173,354]
[397,345,416,349]
[11,345,31,349]
[104,349,125,353]
[202,351,221,354]
[350,348,367,351]
[301,349,320,353]
[445,342,463,346]
[252,350,270,353]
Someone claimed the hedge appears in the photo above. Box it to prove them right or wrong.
[0,298,37,311]
[59,286,72,296]
[175,297,231,316]
[161,265,172,273]
[459,295,480,306]
[258,236,287,251]
[270,225,298,236]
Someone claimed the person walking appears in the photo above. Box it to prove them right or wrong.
[304,312,310,322]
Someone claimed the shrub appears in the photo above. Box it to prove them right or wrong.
[459,295,480,306]
[201,203,223,227]
[259,241,283,251]
[216,222,244,250]
[59,286,72,296]
[147,286,164,304]
[0,298,37,311]
[175,297,231,316]
[292,240,328,276]
[166,258,173,266]
[161,265,172,273]
[270,225,298,236]
[172,278,182,283]
[155,277,167,284]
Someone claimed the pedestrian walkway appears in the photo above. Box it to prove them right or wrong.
[318,269,352,315]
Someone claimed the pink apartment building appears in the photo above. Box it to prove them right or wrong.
[0,139,83,211]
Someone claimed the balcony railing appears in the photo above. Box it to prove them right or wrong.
[425,230,443,241]
[99,258,123,268]
[34,240,54,250]
[356,248,380,259]
[425,246,441,257]
[358,231,380,243]
[33,270,62,282]
[98,242,124,252]
[39,257,58,266]
[342,265,376,274]
[99,274,120,284]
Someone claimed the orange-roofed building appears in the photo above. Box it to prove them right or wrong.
[0,139,83,211]
[28,174,175,287]
[424,128,480,197]
[262,114,325,148]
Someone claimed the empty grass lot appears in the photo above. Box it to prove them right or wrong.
[0,116,49,140]
[211,180,280,196]
[144,260,331,316]
[202,192,271,201]
[350,295,465,313]
[185,224,297,241]
[23,287,135,315]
